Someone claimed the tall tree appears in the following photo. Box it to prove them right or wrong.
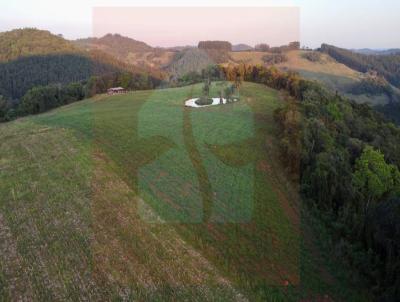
[353,146,400,214]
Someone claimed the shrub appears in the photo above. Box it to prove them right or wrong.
[224,84,235,101]
[18,82,85,116]
[262,53,288,65]
[195,96,213,106]
[254,43,270,52]
[302,51,322,62]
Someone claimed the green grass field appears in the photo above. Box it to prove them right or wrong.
[0,82,369,301]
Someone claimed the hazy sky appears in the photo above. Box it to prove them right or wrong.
[92,7,300,47]
[1,0,399,48]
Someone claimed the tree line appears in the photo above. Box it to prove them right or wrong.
[321,44,400,89]
[84,71,162,98]
[254,41,300,53]
[271,70,400,300]
[0,52,137,100]
[218,63,400,299]
[0,70,162,122]
[0,51,163,122]
[198,41,232,51]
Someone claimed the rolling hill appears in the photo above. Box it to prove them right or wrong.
[75,34,175,73]
[0,82,366,301]
[0,29,165,100]
[228,49,400,106]
[228,50,361,79]
[0,24,399,301]
[75,33,153,58]
[353,48,400,56]
[320,44,400,89]
[1,28,397,117]
[0,28,80,62]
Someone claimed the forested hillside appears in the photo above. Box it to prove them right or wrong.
[376,101,400,125]
[0,28,79,62]
[0,28,140,99]
[0,53,124,99]
[353,48,400,56]
[321,44,400,88]
[219,64,400,300]
[0,29,165,122]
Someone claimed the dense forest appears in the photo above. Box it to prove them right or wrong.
[220,64,400,300]
[0,34,166,122]
[0,70,162,122]
[285,86,400,301]
[18,82,85,116]
[347,77,400,102]
[321,44,400,88]
[84,71,162,97]
[376,102,400,125]
[0,50,163,122]
[0,53,121,99]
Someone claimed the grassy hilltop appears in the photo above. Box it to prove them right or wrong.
[0,82,367,301]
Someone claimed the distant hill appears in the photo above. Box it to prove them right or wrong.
[165,46,195,52]
[74,34,174,76]
[198,41,232,51]
[228,49,360,77]
[321,44,400,88]
[0,29,164,100]
[232,44,253,52]
[0,28,80,62]
[2,27,398,115]
[75,33,153,60]
[352,48,400,56]
[227,49,399,106]
[166,48,215,79]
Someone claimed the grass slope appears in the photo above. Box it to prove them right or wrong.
[229,50,392,105]
[0,82,367,301]
[228,50,360,79]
